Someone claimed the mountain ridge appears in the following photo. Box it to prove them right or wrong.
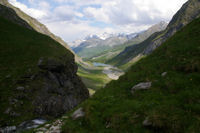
[108,0,200,67]
[73,21,167,61]
[0,0,83,61]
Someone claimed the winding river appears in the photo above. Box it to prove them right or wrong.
[93,62,124,80]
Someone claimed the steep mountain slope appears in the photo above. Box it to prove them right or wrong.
[0,0,82,61]
[74,21,167,62]
[108,0,200,68]
[0,5,89,128]
[61,17,200,133]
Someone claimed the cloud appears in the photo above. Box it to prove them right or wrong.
[9,0,48,19]
[83,7,110,23]
[8,0,188,44]
[82,0,187,25]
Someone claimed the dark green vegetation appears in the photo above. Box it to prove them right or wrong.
[0,0,73,53]
[0,14,85,127]
[62,18,200,133]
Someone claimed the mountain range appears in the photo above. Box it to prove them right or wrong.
[72,21,167,61]
[69,32,138,48]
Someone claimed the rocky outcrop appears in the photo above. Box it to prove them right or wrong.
[1,54,89,123]
[31,56,89,117]
[1,54,89,127]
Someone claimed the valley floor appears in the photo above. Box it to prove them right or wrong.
[77,62,124,91]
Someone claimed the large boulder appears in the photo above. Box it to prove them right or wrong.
[131,82,152,94]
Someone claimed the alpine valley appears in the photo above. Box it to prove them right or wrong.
[0,0,200,133]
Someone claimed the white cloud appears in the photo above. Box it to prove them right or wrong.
[83,7,110,23]
[8,0,188,44]
[9,0,48,19]
[81,0,187,25]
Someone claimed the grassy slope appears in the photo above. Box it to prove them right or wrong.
[62,18,200,133]
[0,16,73,126]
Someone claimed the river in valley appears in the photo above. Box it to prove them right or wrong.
[93,62,124,80]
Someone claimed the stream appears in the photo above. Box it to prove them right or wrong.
[93,62,124,80]
[0,119,47,132]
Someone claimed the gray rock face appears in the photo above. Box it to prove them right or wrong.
[71,107,85,120]
[131,82,152,94]
[32,56,89,117]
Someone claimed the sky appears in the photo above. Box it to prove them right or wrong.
[8,0,187,44]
